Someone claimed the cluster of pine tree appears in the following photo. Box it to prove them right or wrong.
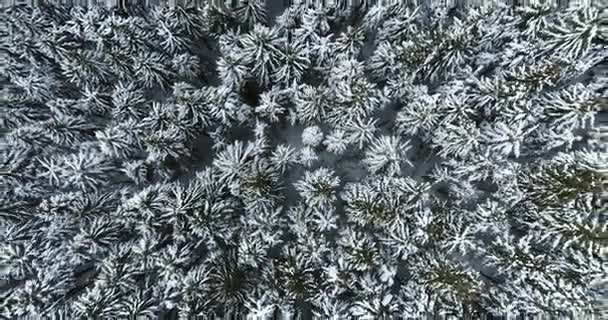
[1,1,606,318]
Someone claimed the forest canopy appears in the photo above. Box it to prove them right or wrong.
[0,1,607,319]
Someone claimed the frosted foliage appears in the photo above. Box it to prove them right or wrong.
[301,125,324,147]
[0,3,606,320]
[298,146,319,167]
[363,135,412,176]
[324,129,350,155]
[295,167,340,210]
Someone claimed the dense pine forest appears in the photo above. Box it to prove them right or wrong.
[0,1,607,319]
